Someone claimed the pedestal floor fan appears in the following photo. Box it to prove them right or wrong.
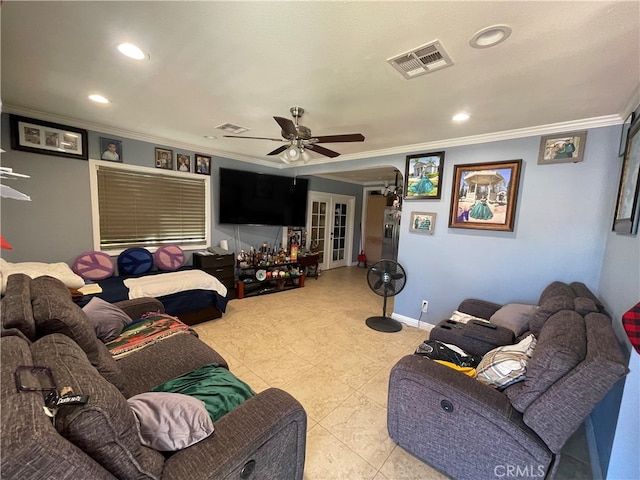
[366,260,406,332]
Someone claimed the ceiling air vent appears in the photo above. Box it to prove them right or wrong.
[216,123,249,134]
[388,40,454,79]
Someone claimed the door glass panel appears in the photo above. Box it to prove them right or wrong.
[310,200,327,264]
[332,202,347,262]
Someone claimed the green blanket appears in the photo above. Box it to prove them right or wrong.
[152,363,255,422]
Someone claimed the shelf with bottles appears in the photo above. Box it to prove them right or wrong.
[236,263,305,299]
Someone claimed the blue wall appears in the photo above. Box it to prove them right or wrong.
[2,112,637,477]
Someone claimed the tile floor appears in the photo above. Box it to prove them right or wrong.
[193,266,592,480]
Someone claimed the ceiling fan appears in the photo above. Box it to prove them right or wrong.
[223,106,365,164]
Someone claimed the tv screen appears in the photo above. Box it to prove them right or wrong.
[219,168,309,226]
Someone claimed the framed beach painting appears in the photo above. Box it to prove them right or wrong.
[448,159,522,232]
[404,151,445,200]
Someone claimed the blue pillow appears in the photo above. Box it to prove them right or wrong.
[118,248,153,275]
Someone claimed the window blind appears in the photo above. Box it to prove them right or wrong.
[96,165,207,249]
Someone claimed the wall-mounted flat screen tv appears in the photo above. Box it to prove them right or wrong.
[219,168,309,226]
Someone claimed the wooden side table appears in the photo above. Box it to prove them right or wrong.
[297,253,319,279]
[193,251,236,299]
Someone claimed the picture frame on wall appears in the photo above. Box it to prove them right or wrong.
[409,211,436,234]
[99,137,122,162]
[448,159,522,232]
[613,116,640,235]
[155,148,173,169]
[537,131,587,165]
[177,153,191,172]
[618,111,636,157]
[404,151,445,200]
[10,114,88,160]
[195,154,211,175]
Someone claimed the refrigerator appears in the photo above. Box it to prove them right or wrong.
[381,207,400,261]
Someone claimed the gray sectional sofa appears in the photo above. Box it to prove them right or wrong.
[1,273,307,480]
[388,281,628,480]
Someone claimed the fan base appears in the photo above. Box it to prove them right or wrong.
[366,316,403,333]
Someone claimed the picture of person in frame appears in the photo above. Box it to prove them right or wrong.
[100,137,122,162]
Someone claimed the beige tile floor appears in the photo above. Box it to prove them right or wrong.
[193,266,591,480]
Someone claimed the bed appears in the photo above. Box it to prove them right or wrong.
[77,267,229,326]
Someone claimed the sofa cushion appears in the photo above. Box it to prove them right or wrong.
[490,303,536,336]
[529,295,575,336]
[522,313,628,453]
[475,334,536,389]
[153,245,185,271]
[72,251,114,280]
[118,248,154,276]
[573,297,598,316]
[1,273,36,341]
[506,310,586,412]
[30,276,124,391]
[82,297,132,343]
[128,392,214,451]
[537,281,575,305]
[30,334,165,480]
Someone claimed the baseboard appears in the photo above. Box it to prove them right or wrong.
[392,312,433,331]
[585,416,604,480]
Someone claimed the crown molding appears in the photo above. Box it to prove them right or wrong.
[3,104,623,170]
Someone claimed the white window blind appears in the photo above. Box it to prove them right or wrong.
[94,163,208,249]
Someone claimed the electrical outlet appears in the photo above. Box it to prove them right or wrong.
[421,300,429,313]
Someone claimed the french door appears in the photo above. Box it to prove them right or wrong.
[307,191,355,271]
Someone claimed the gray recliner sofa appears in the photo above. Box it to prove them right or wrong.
[1,273,307,480]
[387,281,628,480]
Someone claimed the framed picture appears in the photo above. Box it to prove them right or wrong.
[10,114,88,160]
[537,131,587,164]
[99,137,122,162]
[155,148,173,169]
[404,151,445,200]
[177,153,191,172]
[619,111,636,157]
[195,154,211,175]
[449,159,522,232]
[409,211,436,234]
[613,116,640,235]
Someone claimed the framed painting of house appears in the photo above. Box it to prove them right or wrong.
[404,151,445,200]
[613,116,640,235]
[448,159,522,232]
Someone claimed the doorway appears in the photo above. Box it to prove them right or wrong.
[307,191,355,271]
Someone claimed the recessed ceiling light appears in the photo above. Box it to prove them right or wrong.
[204,135,217,140]
[88,94,110,104]
[469,25,512,49]
[117,43,148,60]
[452,112,471,122]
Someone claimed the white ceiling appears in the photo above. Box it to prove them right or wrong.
[2,1,639,185]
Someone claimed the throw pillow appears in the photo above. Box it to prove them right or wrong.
[82,297,132,343]
[449,310,490,324]
[506,311,586,412]
[30,334,164,479]
[153,245,185,271]
[128,392,214,451]
[118,248,154,276]
[490,303,536,337]
[475,334,537,389]
[72,251,114,280]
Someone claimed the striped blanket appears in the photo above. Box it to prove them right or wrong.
[107,313,192,359]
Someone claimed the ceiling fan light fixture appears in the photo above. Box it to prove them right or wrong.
[301,150,312,164]
[286,145,300,161]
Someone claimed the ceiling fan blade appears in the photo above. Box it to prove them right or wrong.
[313,134,365,143]
[309,145,340,158]
[267,145,288,156]
[223,135,284,142]
[274,116,297,138]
